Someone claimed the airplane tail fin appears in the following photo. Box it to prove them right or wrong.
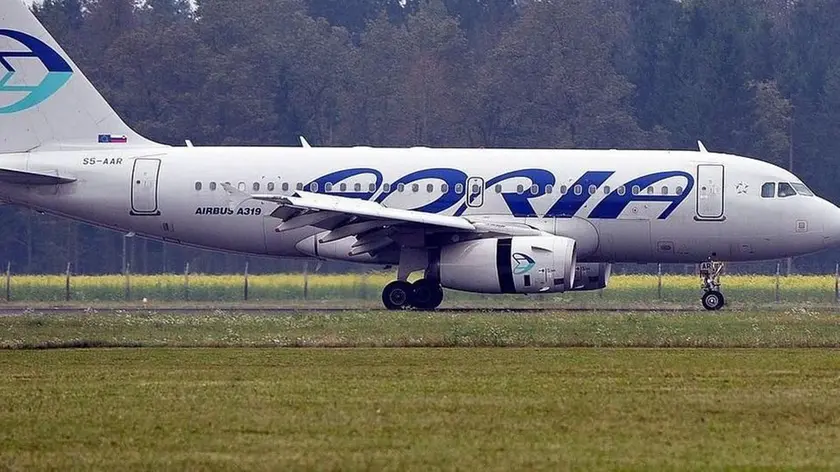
[0,0,162,153]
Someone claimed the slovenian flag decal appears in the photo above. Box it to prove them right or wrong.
[98,134,127,144]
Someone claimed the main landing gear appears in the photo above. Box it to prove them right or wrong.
[382,279,444,311]
[700,261,725,310]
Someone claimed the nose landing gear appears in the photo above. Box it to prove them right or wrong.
[699,261,725,310]
[381,279,444,310]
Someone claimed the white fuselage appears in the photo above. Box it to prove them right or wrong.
[1,146,839,265]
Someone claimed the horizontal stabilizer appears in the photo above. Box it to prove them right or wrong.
[0,168,76,185]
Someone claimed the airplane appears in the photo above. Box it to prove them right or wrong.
[2,0,839,311]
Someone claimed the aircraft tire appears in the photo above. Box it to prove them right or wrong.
[410,279,444,310]
[382,281,413,310]
[701,290,725,311]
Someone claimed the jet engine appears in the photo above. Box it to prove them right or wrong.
[436,236,576,294]
[570,263,612,291]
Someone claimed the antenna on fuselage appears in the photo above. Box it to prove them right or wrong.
[698,141,708,153]
[300,136,312,148]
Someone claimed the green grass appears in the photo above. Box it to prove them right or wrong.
[0,348,839,470]
[2,308,840,349]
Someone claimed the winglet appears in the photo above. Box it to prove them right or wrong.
[300,136,311,148]
[698,141,708,153]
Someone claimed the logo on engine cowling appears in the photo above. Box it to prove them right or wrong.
[512,253,536,275]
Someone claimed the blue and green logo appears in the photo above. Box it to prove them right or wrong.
[512,253,536,275]
[0,30,72,114]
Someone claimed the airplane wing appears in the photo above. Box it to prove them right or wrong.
[221,184,542,255]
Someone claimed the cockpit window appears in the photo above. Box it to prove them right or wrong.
[790,182,813,196]
[761,182,775,198]
[778,182,796,198]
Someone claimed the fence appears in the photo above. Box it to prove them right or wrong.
[3,262,840,305]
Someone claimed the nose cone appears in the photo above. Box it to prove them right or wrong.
[822,201,840,248]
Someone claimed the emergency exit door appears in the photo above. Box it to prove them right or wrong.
[131,158,161,215]
[696,164,724,219]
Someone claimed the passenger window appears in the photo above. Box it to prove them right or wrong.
[455,183,464,194]
[383,183,391,193]
[632,185,640,195]
[253,182,260,192]
[560,185,568,195]
[411,183,419,193]
[441,183,449,193]
[209,182,217,191]
[588,185,596,195]
[515,184,524,194]
[355,183,362,192]
[574,185,582,195]
[646,186,654,195]
[778,182,796,198]
[545,184,553,194]
[427,183,434,193]
[369,183,376,192]
[309,183,318,192]
[325,183,333,192]
[661,186,668,195]
[675,186,683,195]
[398,183,406,193]
[472,184,481,194]
[267,182,275,192]
[531,184,539,195]
[617,186,625,196]
[238,182,246,191]
[603,185,610,195]
[195,182,202,191]
[339,183,347,192]
[296,183,304,191]
[494,184,502,194]
[281,182,289,192]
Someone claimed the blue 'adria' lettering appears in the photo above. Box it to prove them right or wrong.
[589,171,694,219]
[544,171,614,218]
[376,168,467,213]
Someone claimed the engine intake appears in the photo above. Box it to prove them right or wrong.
[438,236,576,294]
[570,263,611,291]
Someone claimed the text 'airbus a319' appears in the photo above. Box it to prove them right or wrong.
[2,0,839,310]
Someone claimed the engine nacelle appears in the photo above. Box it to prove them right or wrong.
[438,236,576,294]
[571,263,611,291]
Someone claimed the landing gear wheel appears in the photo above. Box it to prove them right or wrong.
[702,290,725,311]
[699,260,726,311]
[411,279,444,310]
[382,281,413,310]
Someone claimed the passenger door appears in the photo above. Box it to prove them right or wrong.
[131,158,161,215]
[696,164,724,220]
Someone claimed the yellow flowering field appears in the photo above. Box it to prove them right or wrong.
[0,273,836,304]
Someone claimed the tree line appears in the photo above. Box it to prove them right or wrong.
[2,0,839,274]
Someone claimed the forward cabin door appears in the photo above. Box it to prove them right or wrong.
[131,158,161,215]
[696,164,724,220]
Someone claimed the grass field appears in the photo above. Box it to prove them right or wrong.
[2,308,840,348]
[2,310,839,470]
[4,273,840,306]
[1,348,839,470]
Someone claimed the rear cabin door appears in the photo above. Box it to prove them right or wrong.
[696,164,724,220]
[131,158,161,215]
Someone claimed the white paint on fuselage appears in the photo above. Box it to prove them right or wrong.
[2,146,838,265]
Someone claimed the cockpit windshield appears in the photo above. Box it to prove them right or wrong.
[790,182,814,196]
[777,182,796,198]
[762,181,814,198]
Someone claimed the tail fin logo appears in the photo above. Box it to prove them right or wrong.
[0,30,72,114]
